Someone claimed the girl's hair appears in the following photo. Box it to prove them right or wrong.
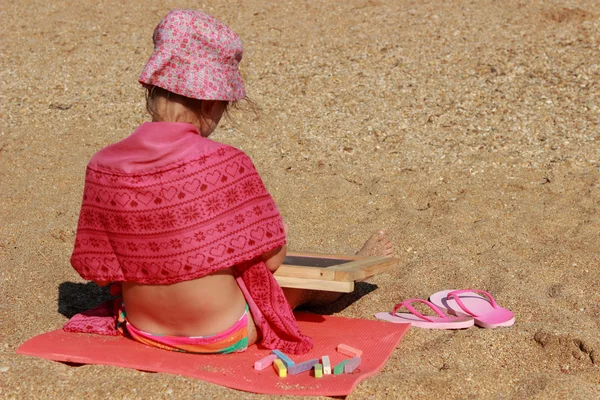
[144,85,257,123]
[145,85,232,122]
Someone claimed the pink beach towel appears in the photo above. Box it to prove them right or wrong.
[19,309,410,396]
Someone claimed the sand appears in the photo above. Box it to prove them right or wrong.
[1,0,599,398]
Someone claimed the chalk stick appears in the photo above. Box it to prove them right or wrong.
[272,349,295,368]
[314,363,323,378]
[344,357,361,373]
[337,343,363,358]
[273,359,287,377]
[333,360,348,375]
[254,354,278,370]
[321,355,331,375]
[288,358,319,375]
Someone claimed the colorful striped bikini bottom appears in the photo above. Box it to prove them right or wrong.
[120,304,250,354]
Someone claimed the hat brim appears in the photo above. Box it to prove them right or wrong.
[139,50,246,102]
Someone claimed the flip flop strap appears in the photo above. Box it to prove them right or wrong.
[447,289,498,317]
[393,299,449,323]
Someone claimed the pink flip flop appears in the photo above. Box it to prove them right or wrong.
[374,298,474,329]
[429,289,515,329]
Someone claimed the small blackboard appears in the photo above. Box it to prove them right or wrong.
[283,256,353,268]
[274,251,400,292]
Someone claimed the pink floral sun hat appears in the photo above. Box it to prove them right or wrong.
[139,9,246,101]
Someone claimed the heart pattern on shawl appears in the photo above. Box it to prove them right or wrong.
[230,235,247,249]
[160,186,178,201]
[114,193,131,207]
[183,179,200,194]
[187,254,205,267]
[98,190,111,204]
[210,244,227,257]
[205,171,221,186]
[250,228,265,240]
[136,192,154,205]
[225,162,239,177]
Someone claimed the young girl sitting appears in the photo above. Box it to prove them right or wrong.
[70,9,393,355]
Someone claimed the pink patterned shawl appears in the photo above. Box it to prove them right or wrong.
[69,122,312,354]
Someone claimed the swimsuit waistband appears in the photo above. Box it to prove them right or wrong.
[120,303,250,354]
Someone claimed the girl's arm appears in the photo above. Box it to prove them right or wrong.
[261,244,287,273]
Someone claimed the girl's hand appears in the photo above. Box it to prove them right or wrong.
[261,244,287,273]
[262,221,288,273]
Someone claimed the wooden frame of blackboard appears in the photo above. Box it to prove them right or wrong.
[273,251,400,292]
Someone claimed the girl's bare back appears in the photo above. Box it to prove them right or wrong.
[122,268,252,338]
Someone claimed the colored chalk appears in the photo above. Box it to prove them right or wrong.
[273,359,287,377]
[254,354,278,370]
[314,363,323,378]
[288,358,319,375]
[333,360,348,375]
[344,357,361,373]
[321,355,331,375]
[337,343,363,358]
[272,349,295,368]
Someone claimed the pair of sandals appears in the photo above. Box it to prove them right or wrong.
[375,289,515,329]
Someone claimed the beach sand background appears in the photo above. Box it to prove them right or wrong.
[1,0,599,398]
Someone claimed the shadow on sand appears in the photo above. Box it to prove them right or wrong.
[57,281,114,318]
[298,281,379,315]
